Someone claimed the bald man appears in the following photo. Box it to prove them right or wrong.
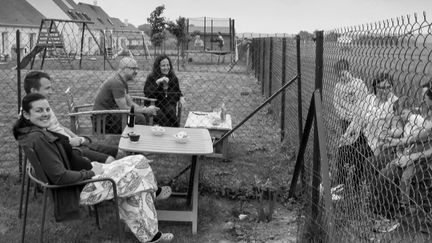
[93,57,159,133]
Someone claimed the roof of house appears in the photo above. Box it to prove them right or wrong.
[0,0,45,27]
[53,0,93,25]
[26,0,71,21]
[76,3,108,30]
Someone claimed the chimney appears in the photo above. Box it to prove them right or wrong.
[93,0,98,5]
[124,19,128,26]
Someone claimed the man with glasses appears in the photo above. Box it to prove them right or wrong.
[93,57,159,133]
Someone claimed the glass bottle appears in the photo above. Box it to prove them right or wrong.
[127,106,135,127]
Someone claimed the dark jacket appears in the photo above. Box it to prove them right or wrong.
[17,126,95,221]
[143,73,183,107]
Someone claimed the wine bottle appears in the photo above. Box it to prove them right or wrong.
[220,103,226,121]
[127,106,135,127]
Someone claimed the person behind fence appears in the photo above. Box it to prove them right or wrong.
[143,54,185,127]
[217,32,224,51]
[332,59,368,132]
[23,71,118,164]
[93,57,159,133]
[335,72,399,188]
[370,81,432,233]
[13,93,174,242]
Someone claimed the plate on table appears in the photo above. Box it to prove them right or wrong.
[151,126,166,136]
[174,131,189,143]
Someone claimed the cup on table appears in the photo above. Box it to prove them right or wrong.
[128,132,140,142]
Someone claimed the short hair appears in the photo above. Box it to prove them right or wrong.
[23,71,51,94]
[118,57,138,70]
[21,93,47,114]
[372,73,394,95]
[334,59,349,74]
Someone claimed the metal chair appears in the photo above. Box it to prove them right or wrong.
[65,87,155,138]
[21,147,123,243]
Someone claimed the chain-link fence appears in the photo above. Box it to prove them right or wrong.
[3,11,432,241]
[254,12,432,242]
[1,18,290,208]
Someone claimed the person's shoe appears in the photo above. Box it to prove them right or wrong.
[155,186,172,200]
[149,232,174,242]
[372,215,400,233]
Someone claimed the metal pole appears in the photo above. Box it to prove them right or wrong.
[79,23,85,70]
[311,30,324,240]
[296,35,303,145]
[16,30,23,177]
[261,38,265,95]
[268,37,273,98]
[280,37,287,142]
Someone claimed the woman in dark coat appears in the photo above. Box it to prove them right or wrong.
[13,93,174,242]
[144,54,185,127]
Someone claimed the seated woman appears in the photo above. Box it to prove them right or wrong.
[144,55,185,127]
[13,93,173,243]
[370,82,432,231]
[335,73,399,187]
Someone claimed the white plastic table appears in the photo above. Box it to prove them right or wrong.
[184,111,232,159]
[119,125,213,234]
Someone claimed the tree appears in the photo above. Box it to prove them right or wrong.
[166,16,189,68]
[147,5,167,52]
[166,17,188,48]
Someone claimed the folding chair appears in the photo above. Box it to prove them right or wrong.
[21,147,123,243]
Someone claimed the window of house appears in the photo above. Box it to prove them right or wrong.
[1,32,8,53]
[97,17,105,25]
[29,33,36,50]
[107,18,114,26]
[68,10,77,20]
[76,12,86,20]
[82,13,91,21]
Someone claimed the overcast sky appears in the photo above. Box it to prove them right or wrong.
[79,0,432,34]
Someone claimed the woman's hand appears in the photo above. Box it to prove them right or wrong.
[179,97,186,106]
[156,77,169,85]
[69,137,83,147]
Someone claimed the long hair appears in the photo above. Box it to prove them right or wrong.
[150,54,175,79]
[12,93,47,139]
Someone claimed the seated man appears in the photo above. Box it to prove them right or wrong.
[23,71,117,163]
[93,57,159,133]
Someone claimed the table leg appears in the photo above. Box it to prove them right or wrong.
[186,155,197,206]
[192,156,201,234]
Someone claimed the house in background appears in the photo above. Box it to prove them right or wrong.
[0,0,145,61]
[0,0,45,61]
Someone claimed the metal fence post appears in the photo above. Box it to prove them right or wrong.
[268,37,273,98]
[296,35,303,143]
[261,38,266,95]
[280,37,287,142]
[16,29,23,177]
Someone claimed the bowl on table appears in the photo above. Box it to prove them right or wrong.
[151,125,166,136]
[128,132,140,142]
[174,131,189,143]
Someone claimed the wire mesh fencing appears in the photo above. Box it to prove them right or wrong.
[253,12,432,243]
[1,18,291,208]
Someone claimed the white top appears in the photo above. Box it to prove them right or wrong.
[361,93,399,151]
[119,125,213,155]
[47,110,70,138]
[333,78,368,121]
[184,111,232,131]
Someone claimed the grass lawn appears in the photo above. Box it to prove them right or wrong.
[0,61,299,241]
